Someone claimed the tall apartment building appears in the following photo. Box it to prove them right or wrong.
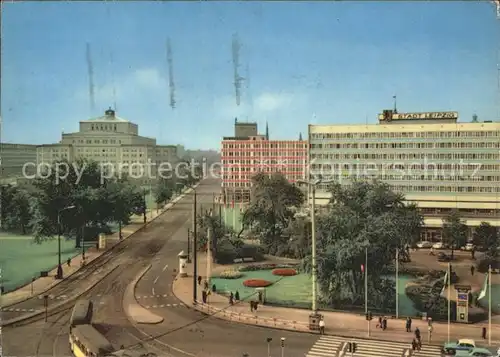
[0,143,38,181]
[308,109,500,240]
[221,120,307,202]
[36,108,179,185]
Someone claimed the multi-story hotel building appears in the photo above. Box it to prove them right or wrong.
[221,119,307,202]
[36,108,179,185]
[308,110,500,240]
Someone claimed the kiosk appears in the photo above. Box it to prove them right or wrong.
[455,284,471,323]
[178,251,188,277]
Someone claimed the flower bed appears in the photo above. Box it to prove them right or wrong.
[243,279,273,287]
[272,268,297,276]
[217,270,243,279]
[238,263,298,272]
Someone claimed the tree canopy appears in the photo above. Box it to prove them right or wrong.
[241,172,304,255]
[1,158,201,246]
[442,210,468,259]
[314,180,423,309]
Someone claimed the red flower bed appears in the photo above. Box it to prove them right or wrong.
[243,279,273,287]
[272,268,297,276]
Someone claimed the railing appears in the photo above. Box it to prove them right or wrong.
[193,301,309,331]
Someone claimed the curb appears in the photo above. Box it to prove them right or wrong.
[1,186,193,309]
[123,264,163,325]
[2,265,120,327]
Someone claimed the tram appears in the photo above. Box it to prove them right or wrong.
[69,324,114,357]
[70,299,93,332]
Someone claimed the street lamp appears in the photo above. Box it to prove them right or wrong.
[296,177,333,316]
[280,337,285,357]
[56,205,76,279]
[266,337,272,357]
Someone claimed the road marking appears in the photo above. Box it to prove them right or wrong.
[1,308,41,313]
[152,287,155,295]
[162,264,168,272]
[153,276,159,284]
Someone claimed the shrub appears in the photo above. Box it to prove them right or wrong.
[243,279,273,287]
[272,268,297,276]
[476,256,500,273]
[217,270,243,279]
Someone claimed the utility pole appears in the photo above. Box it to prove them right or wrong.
[192,189,198,303]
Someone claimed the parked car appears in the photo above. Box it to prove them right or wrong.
[462,347,493,357]
[443,339,476,355]
[432,242,446,249]
[461,243,475,251]
[437,252,452,262]
[417,241,433,248]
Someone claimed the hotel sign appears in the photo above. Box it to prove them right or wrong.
[379,111,458,121]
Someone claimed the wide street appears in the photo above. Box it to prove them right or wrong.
[2,179,318,357]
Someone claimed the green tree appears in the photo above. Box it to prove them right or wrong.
[154,178,174,207]
[442,209,468,260]
[473,222,499,258]
[314,180,422,310]
[1,185,32,234]
[242,172,304,255]
[282,215,311,259]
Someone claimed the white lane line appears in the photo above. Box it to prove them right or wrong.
[152,287,155,296]
[153,276,159,284]
[162,264,168,272]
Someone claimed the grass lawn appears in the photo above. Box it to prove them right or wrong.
[211,270,419,316]
[0,233,82,292]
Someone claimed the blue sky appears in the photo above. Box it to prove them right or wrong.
[2,1,499,150]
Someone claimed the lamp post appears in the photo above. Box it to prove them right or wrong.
[266,337,272,357]
[297,177,333,315]
[280,337,285,357]
[56,205,76,279]
[187,228,192,263]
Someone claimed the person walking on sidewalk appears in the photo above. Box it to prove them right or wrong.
[471,265,475,276]
[382,317,387,330]
[377,316,382,329]
[319,317,325,335]
[406,317,412,332]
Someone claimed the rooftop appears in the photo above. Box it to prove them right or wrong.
[82,108,129,123]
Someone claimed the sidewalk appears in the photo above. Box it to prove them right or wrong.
[2,188,193,307]
[173,254,500,346]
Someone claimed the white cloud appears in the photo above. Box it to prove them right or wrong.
[254,92,293,112]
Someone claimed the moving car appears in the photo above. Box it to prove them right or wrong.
[417,241,433,248]
[456,347,493,356]
[432,242,445,249]
[443,339,476,355]
[437,252,452,262]
[462,243,475,251]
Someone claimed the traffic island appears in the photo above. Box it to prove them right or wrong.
[123,264,164,325]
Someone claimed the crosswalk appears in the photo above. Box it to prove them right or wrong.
[306,334,442,357]
[136,294,172,299]
[141,303,186,309]
[0,307,40,313]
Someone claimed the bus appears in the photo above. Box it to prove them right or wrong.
[69,324,114,357]
[70,299,93,333]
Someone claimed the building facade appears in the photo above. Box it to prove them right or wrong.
[308,110,500,240]
[0,143,38,179]
[221,121,307,202]
[36,108,179,184]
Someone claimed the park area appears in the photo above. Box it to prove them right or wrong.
[0,232,83,292]
[211,264,420,316]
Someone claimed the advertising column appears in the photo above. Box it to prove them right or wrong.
[455,284,471,323]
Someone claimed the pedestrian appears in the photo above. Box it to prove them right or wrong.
[411,339,417,351]
[197,276,202,285]
[482,327,487,340]
[250,301,254,312]
[472,248,476,260]
[409,317,413,332]
[319,316,325,335]
[405,317,411,332]
[377,316,382,329]
[382,317,387,331]
[471,265,475,276]
[204,280,209,290]
[67,257,71,267]
[229,292,234,305]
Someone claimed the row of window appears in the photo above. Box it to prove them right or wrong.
[420,208,500,216]
[309,172,500,182]
[224,166,304,172]
[222,143,306,149]
[222,173,304,180]
[310,153,500,160]
[90,124,118,131]
[314,183,500,193]
[223,151,306,157]
[222,159,305,165]
[310,130,500,140]
[310,142,500,149]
